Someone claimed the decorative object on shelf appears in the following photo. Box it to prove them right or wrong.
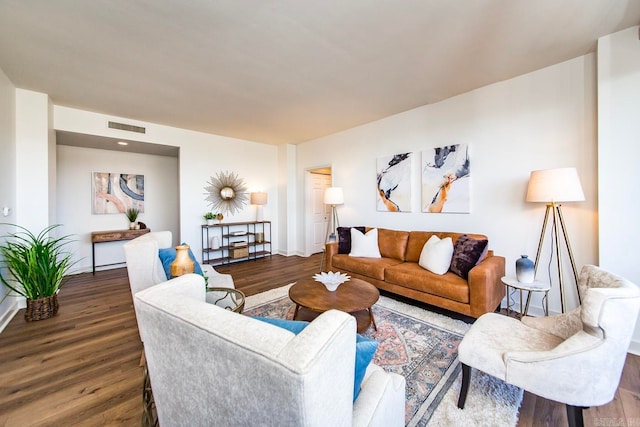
[210,236,220,249]
[526,167,585,313]
[216,213,224,223]
[255,232,264,243]
[204,212,216,226]
[515,255,535,283]
[204,171,248,216]
[170,245,195,277]
[324,187,344,243]
[125,207,140,229]
[250,192,268,221]
[313,271,350,291]
[0,224,77,321]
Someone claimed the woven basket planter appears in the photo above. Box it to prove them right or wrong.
[25,294,59,321]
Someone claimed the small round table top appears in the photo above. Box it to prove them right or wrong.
[501,276,550,292]
[289,277,379,314]
[206,287,246,313]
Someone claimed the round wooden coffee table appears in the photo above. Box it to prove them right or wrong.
[289,278,379,333]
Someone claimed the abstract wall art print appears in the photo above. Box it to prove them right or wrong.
[92,172,145,214]
[376,152,412,212]
[421,144,470,213]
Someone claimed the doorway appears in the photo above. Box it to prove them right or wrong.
[305,167,332,256]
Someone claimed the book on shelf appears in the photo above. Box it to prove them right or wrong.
[231,231,247,236]
[231,241,248,247]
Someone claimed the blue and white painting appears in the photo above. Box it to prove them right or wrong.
[93,172,145,214]
[421,144,470,213]
[376,153,412,212]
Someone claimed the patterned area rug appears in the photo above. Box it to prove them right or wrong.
[244,284,523,426]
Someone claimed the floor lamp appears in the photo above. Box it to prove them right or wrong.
[320,187,343,272]
[526,167,585,313]
[324,187,344,243]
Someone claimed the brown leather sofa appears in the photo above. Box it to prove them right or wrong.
[323,228,505,318]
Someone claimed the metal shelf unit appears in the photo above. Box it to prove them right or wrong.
[201,221,272,266]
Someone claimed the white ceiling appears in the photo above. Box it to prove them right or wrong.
[1,1,639,145]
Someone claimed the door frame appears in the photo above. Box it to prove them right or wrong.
[304,165,333,257]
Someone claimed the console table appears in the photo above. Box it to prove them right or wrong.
[91,228,150,274]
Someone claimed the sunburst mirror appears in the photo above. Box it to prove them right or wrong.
[204,171,249,216]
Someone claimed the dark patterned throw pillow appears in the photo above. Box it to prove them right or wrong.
[449,235,489,279]
[337,226,366,254]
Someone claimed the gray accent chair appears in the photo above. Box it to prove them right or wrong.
[134,275,406,427]
[457,265,640,427]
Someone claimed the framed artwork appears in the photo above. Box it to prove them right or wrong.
[92,172,145,214]
[421,144,470,213]
[376,153,412,212]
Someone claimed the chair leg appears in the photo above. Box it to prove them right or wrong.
[566,404,584,427]
[457,363,471,409]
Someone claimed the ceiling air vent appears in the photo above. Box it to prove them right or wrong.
[108,121,146,134]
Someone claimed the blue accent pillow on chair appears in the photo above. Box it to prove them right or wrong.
[253,316,378,401]
[158,244,203,279]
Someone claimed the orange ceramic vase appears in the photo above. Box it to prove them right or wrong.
[170,245,195,277]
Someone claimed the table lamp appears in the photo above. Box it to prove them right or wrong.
[250,192,267,222]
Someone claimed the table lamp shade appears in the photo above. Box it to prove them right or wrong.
[526,167,585,203]
[250,192,268,205]
[324,187,344,205]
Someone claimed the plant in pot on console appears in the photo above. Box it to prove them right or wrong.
[125,208,139,230]
[204,212,216,226]
[0,224,76,321]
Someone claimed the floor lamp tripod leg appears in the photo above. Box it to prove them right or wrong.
[534,205,553,276]
[552,207,567,313]
[555,205,581,304]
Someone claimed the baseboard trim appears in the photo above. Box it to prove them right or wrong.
[0,299,20,334]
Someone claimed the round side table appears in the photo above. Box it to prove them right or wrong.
[501,276,550,318]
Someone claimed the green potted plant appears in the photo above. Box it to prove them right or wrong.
[0,224,76,321]
[203,212,216,226]
[125,208,140,229]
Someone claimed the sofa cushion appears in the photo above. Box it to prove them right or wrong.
[418,235,454,275]
[385,262,470,303]
[338,226,366,254]
[405,231,490,263]
[377,228,410,261]
[449,235,488,279]
[350,228,381,258]
[252,316,379,401]
[332,254,403,281]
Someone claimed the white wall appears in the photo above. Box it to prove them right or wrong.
[54,107,279,260]
[15,89,52,233]
[597,26,640,353]
[297,54,598,316]
[0,68,17,329]
[56,145,179,273]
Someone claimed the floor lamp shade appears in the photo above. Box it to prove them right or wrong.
[250,192,267,221]
[526,167,584,203]
[526,167,584,313]
[324,187,344,205]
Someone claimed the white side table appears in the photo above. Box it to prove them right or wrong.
[501,276,550,318]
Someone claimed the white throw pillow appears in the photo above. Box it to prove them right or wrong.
[349,228,382,258]
[418,235,454,275]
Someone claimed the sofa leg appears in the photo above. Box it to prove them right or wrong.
[457,363,471,409]
[566,404,584,427]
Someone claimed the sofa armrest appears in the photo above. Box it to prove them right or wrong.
[468,255,506,317]
[324,241,339,272]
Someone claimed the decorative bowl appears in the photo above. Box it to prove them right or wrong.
[313,271,351,292]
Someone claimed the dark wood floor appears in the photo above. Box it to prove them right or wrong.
[0,253,637,426]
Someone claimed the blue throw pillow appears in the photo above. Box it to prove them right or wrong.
[158,244,203,280]
[253,316,378,401]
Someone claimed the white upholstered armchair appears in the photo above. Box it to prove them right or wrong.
[123,230,234,295]
[134,275,406,427]
[457,265,640,427]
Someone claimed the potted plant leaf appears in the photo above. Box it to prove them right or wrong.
[203,212,216,226]
[0,224,76,321]
[125,208,140,230]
